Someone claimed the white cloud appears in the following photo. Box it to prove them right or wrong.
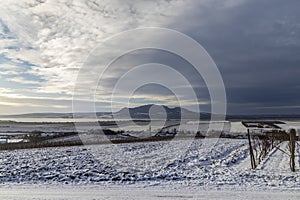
[0,0,189,96]
[0,70,18,75]
[0,63,20,70]
[6,76,41,85]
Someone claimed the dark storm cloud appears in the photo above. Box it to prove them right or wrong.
[166,0,300,114]
[80,0,300,114]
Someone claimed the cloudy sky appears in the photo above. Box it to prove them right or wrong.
[0,0,299,115]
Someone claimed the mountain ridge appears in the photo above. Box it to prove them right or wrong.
[0,104,300,120]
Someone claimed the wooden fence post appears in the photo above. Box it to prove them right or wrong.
[247,129,256,169]
[289,129,296,172]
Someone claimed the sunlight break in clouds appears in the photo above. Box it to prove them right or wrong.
[0,0,195,114]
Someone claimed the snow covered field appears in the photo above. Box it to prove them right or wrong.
[0,121,300,199]
[0,186,300,200]
[0,138,299,199]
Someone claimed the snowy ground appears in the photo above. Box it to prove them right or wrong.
[1,121,299,144]
[0,138,299,199]
[1,120,300,199]
[0,186,300,200]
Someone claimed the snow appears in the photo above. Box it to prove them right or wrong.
[0,186,299,200]
[0,121,300,199]
[230,122,248,133]
[1,121,299,137]
[0,138,299,191]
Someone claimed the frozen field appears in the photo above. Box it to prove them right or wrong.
[0,186,300,200]
[0,138,299,199]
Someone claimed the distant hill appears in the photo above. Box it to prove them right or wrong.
[0,105,203,120]
[113,104,201,120]
[1,104,300,120]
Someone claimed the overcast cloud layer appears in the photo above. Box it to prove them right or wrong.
[0,0,299,115]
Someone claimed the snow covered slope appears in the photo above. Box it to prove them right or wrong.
[0,138,299,192]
